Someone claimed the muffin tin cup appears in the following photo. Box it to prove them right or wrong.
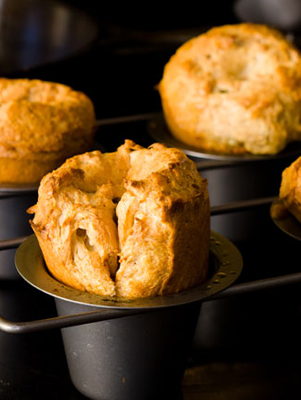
[14,231,243,400]
[0,185,37,280]
[56,299,200,400]
[200,160,291,243]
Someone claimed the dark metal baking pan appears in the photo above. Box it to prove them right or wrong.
[8,230,242,400]
[0,199,301,398]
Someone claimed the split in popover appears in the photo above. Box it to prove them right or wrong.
[28,140,210,299]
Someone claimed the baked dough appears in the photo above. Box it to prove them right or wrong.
[279,156,301,222]
[28,140,210,299]
[158,23,301,155]
[0,78,95,184]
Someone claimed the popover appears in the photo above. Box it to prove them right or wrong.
[28,140,210,299]
[0,78,95,184]
[158,23,301,155]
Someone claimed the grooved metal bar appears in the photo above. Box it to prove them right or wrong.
[1,271,301,333]
[95,113,158,127]
[210,196,277,216]
[0,309,146,334]
[0,236,29,250]
[196,160,249,171]
[208,272,301,300]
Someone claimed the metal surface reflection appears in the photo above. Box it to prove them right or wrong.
[0,0,98,75]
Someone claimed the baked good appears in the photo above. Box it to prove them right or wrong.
[278,156,301,222]
[28,140,210,299]
[158,23,301,155]
[0,78,95,184]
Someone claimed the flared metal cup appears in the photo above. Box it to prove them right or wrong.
[15,231,243,400]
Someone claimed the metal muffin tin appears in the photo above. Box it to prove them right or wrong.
[1,187,301,400]
[1,113,301,399]
[11,231,242,400]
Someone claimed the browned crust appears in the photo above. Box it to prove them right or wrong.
[0,78,96,184]
[160,192,210,295]
[158,23,301,155]
[29,140,210,299]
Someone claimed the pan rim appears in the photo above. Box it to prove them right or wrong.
[15,231,243,309]
[270,198,301,242]
[147,112,301,162]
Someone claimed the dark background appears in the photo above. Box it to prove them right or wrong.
[1,1,301,399]
[0,0,245,120]
[3,0,301,121]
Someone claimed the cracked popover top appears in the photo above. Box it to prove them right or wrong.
[28,140,210,299]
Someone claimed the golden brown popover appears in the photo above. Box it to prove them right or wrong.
[158,23,301,155]
[28,140,210,299]
[0,78,95,184]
